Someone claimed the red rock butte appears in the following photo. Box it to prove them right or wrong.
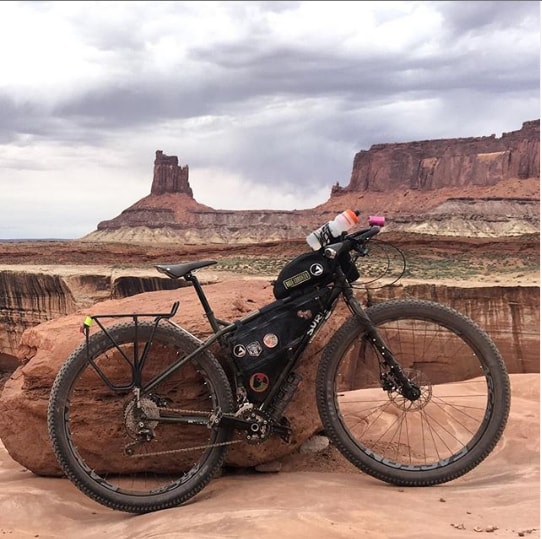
[151,150,193,197]
[82,120,540,243]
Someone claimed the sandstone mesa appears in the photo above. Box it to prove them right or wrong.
[82,119,540,244]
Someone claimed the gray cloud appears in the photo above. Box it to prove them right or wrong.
[437,0,537,33]
[0,0,539,238]
[48,3,540,130]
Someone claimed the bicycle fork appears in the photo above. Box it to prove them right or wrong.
[344,287,421,401]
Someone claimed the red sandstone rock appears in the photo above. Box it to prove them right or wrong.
[83,120,540,244]
[151,150,192,196]
[0,280,351,476]
[342,120,540,193]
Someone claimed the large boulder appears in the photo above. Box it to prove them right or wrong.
[0,278,350,476]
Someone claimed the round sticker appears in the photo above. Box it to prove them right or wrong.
[246,341,263,357]
[233,344,246,358]
[310,263,324,276]
[263,333,279,348]
[250,373,270,393]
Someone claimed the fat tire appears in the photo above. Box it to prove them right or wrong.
[316,299,510,486]
[48,320,234,513]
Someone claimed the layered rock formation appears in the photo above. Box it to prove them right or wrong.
[1,263,538,369]
[371,283,539,374]
[0,266,197,362]
[151,150,192,196]
[0,270,78,359]
[0,277,538,476]
[338,120,540,193]
[82,120,540,243]
[327,120,540,236]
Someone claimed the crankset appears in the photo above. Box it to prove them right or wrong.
[234,407,291,444]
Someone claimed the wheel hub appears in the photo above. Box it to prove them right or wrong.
[124,396,160,438]
[388,368,432,411]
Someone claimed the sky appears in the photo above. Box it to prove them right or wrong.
[0,1,539,239]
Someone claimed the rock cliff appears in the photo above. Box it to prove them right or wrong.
[0,265,538,372]
[0,277,538,476]
[150,150,192,196]
[0,266,201,362]
[82,120,539,243]
[339,120,540,193]
[370,283,539,374]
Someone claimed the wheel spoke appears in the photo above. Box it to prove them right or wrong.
[48,321,233,512]
[318,299,510,486]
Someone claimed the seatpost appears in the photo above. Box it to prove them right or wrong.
[184,272,221,333]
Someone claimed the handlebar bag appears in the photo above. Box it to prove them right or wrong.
[273,250,359,300]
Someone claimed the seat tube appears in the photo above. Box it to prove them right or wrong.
[185,273,221,333]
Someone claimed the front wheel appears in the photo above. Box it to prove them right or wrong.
[316,299,510,486]
[48,320,234,513]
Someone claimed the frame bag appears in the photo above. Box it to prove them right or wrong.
[229,288,330,402]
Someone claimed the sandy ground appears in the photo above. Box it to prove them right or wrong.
[0,373,539,539]
[0,237,539,537]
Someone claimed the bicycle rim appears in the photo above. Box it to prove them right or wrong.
[48,322,233,512]
[320,300,510,485]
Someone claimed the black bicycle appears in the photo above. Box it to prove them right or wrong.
[47,218,511,513]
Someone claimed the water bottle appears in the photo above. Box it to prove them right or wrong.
[306,209,360,250]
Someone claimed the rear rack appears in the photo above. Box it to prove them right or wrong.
[80,301,180,391]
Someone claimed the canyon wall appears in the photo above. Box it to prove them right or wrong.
[0,267,538,375]
[0,268,190,361]
[370,283,539,374]
[0,277,538,476]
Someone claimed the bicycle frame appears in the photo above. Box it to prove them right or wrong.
[82,271,345,414]
[81,225,418,433]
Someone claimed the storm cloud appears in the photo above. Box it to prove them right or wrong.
[0,1,539,238]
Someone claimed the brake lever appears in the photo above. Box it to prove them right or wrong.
[354,244,370,257]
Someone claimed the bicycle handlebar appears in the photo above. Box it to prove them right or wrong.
[323,225,381,259]
[348,225,381,242]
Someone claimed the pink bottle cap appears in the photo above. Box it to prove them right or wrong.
[368,215,385,227]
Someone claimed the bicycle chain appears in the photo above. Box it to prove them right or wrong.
[125,407,242,458]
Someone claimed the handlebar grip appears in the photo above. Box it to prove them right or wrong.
[364,225,381,239]
[349,225,380,242]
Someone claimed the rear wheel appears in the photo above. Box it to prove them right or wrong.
[48,321,234,513]
[316,299,510,486]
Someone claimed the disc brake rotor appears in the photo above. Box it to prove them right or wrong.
[388,368,432,411]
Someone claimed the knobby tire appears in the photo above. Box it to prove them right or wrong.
[316,299,510,486]
[47,321,234,513]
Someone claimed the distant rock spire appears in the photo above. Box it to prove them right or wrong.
[150,150,193,197]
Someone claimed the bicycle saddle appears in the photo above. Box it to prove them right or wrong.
[155,260,217,279]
